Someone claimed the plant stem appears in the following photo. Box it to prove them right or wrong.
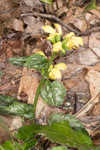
[49,53,56,66]
[33,78,45,118]
[33,53,56,118]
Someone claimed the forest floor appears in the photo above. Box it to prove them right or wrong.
[0,0,100,148]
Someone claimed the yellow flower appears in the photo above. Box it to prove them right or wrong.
[63,32,83,50]
[54,24,62,35]
[36,51,46,57]
[47,33,55,41]
[55,63,67,70]
[49,68,61,80]
[53,41,62,52]
[42,25,56,34]
[64,32,75,39]
[49,64,54,71]
[66,39,74,50]
[48,63,67,80]
[71,36,83,48]
[47,33,61,44]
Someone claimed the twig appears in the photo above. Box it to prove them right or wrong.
[0,7,17,15]
[79,26,100,36]
[21,12,100,36]
[74,92,100,119]
[21,12,81,35]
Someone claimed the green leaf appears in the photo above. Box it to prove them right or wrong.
[48,34,61,44]
[8,56,29,66]
[41,121,93,148]
[79,145,100,150]
[40,80,66,106]
[23,139,37,150]
[40,0,53,4]
[48,113,88,134]
[0,139,37,150]
[85,0,96,11]
[17,120,93,148]
[62,40,70,51]
[0,145,5,150]
[6,102,34,119]
[49,146,68,150]
[0,72,3,78]
[0,95,34,119]
[2,141,20,150]
[0,141,24,150]
[24,54,48,71]
[0,95,17,105]
[16,124,41,141]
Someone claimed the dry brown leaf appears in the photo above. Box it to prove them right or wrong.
[89,32,100,57]
[23,16,43,37]
[12,19,24,32]
[86,69,100,97]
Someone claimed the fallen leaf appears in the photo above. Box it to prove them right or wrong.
[85,69,100,97]
[23,16,43,37]
[12,19,24,32]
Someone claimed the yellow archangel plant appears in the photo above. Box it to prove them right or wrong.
[42,24,83,52]
[8,23,84,121]
[23,24,83,116]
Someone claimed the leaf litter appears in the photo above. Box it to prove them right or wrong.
[0,0,100,148]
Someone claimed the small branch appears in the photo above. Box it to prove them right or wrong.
[21,12,81,35]
[21,12,100,36]
[74,92,100,119]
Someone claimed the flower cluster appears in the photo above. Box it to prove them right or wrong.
[62,32,83,50]
[42,24,83,53]
[48,63,67,80]
[42,24,62,45]
[39,24,84,80]
[36,51,67,80]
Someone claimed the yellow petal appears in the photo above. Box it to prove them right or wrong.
[48,64,54,72]
[66,39,74,50]
[42,25,56,34]
[64,32,75,39]
[71,37,83,48]
[63,33,83,50]
[36,51,46,57]
[47,33,55,40]
[54,63,67,71]
[54,24,62,34]
[49,68,62,80]
[53,41,62,52]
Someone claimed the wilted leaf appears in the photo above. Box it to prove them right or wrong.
[40,80,66,106]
